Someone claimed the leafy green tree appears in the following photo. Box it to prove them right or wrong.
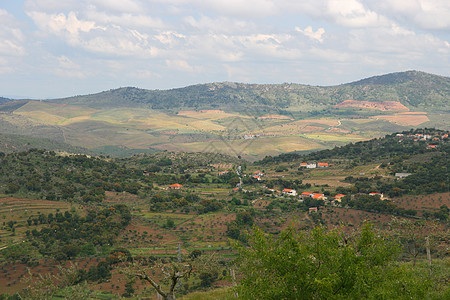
[235,223,432,299]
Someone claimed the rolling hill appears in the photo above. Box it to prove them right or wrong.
[48,70,450,112]
[0,71,449,159]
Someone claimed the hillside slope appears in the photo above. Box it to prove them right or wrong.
[0,133,94,154]
[48,71,450,112]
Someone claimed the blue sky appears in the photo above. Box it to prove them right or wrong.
[1,0,449,98]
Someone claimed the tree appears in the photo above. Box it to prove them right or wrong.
[130,261,192,300]
[235,223,432,299]
[388,217,442,267]
[126,254,220,299]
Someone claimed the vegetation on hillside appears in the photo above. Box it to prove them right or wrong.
[0,128,448,299]
[49,71,450,112]
[236,223,449,299]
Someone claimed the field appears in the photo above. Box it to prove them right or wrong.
[2,99,445,159]
[0,197,76,249]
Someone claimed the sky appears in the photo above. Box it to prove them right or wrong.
[0,0,449,99]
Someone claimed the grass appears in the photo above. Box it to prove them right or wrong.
[180,287,235,300]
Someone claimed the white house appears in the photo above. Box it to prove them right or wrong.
[282,189,297,196]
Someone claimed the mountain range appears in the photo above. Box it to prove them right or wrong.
[0,70,449,159]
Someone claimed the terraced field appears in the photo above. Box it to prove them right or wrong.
[1,97,445,159]
[0,197,76,248]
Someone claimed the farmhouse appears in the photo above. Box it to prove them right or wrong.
[334,194,346,202]
[311,193,326,200]
[282,189,297,196]
[168,183,183,189]
[252,175,262,181]
[309,207,318,213]
[299,163,308,167]
[306,163,317,169]
[218,171,229,176]
[369,192,384,199]
[253,171,264,177]
[317,163,329,167]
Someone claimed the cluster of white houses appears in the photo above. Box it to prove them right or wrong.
[396,132,448,149]
[280,189,385,204]
[299,162,332,169]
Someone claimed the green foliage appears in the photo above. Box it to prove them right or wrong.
[51,71,450,112]
[235,223,438,299]
[25,204,131,260]
[342,194,417,217]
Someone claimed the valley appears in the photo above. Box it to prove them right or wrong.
[0,128,448,298]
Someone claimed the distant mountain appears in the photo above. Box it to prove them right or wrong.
[0,97,12,104]
[48,71,450,113]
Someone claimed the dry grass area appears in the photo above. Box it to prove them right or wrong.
[259,114,294,120]
[372,113,429,126]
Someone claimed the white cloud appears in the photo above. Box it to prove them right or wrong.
[0,0,448,98]
[54,55,85,78]
[165,59,202,72]
[295,26,325,42]
[90,0,143,13]
[326,0,384,27]
[366,0,450,30]
[0,9,26,56]
[27,11,99,36]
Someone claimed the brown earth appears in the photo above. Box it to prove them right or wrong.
[372,113,429,126]
[259,114,294,120]
[393,192,450,217]
[334,100,409,111]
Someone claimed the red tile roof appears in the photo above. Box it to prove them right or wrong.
[168,183,183,188]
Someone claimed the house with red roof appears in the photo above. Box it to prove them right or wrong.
[317,163,329,168]
[309,207,318,213]
[218,171,229,176]
[334,194,346,202]
[168,183,183,189]
[252,175,261,181]
[282,188,297,196]
[369,192,384,199]
[311,193,326,200]
[253,171,264,177]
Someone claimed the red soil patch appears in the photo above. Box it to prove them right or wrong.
[393,192,450,217]
[334,100,409,111]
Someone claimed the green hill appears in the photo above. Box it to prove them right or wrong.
[0,133,93,155]
[0,71,448,158]
[48,71,450,113]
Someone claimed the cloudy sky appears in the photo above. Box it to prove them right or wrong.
[1,0,449,98]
